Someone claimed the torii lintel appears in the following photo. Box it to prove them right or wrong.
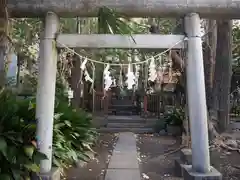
[7,0,240,18]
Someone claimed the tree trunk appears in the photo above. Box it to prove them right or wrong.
[173,18,190,146]
[70,18,84,108]
[203,20,217,110]
[70,55,83,108]
[0,39,7,87]
[0,0,9,87]
[213,20,232,132]
[201,20,220,141]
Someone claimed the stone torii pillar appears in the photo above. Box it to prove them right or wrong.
[183,13,221,179]
[36,12,59,174]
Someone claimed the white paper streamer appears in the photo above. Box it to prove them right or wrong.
[126,63,135,90]
[80,57,88,70]
[135,65,140,89]
[84,70,93,83]
[168,51,173,82]
[148,56,157,82]
[118,65,123,88]
[134,55,141,89]
[103,64,112,91]
[113,78,116,86]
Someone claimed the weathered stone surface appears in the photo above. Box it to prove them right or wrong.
[108,152,139,169]
[175,159,185,177]
[7,0,240,18]
[105,132,141,180]
[182,165,222,180]
[180,148,192,164]
[105,169,141,180]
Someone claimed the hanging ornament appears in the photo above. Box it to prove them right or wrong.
[135,64,140,89]
[89,62,95,93]
[80,57,88,70]
[118,65,124,88]
[155,55,164,91]
[103,64,112,91]
[113,78,116,86]
[148,56,157,82]
[168,51,173,82]
[134,55,140,89]
[84,69,93,83]
[126,63,135,90]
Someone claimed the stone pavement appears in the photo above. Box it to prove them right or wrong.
[104,132,141,180]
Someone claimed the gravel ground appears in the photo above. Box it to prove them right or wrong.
[65,133,118,180]
[137,134,240,180]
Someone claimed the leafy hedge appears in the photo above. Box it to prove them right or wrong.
[0,88,98,179]
[154,107,184,133]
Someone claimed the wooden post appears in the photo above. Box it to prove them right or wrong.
[36,12,59,173]
[184,13,210,173]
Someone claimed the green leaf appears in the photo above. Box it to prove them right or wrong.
[6,146,18,163]
[24,145,35,159]
[0,137,7,157]
[23,163,40,172]
[54,113,63,120]
[64,120,71,127]
[11,169,22,180]
[33,151,48,164]
[0,174,11,180]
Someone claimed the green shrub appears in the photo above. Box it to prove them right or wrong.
[164,107,184,127]
[154,107,184,133]
[0,89,47,180]
[0,88,98,179]
[17,91,98,168]
[52,98,98,168]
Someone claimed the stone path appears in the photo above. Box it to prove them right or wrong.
[104,132,141,180]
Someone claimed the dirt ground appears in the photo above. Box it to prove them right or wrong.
[137,134,182,180]
[137,134,240,180]
[65,133,118,180]
[64,133,240,180]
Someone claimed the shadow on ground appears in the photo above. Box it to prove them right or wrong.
[137,134,240,180]
[65,133,118,180]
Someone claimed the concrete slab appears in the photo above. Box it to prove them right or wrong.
[105,132,141,180]
[112,132,137,152]
[180,148,192,164]
[182,165,222,180]
[175,159,185,177]
[105,169,141,180]
[108,132,139,169]
[113,145,137,152]
[108,153,139,169]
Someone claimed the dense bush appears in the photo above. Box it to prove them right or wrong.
[154,107,184,133]
[0,88,98,179]
[0,89,47,180]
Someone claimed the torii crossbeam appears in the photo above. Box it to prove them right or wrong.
[7,0,240,18]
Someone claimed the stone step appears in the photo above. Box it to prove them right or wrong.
[107,122,153,128]
[107,117,158,124]
[108,110,134,116]
[107,118,146,124]
[97,127,154,134]
[110,106,135,112]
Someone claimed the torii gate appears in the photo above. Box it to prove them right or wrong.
[8,0,237,179]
